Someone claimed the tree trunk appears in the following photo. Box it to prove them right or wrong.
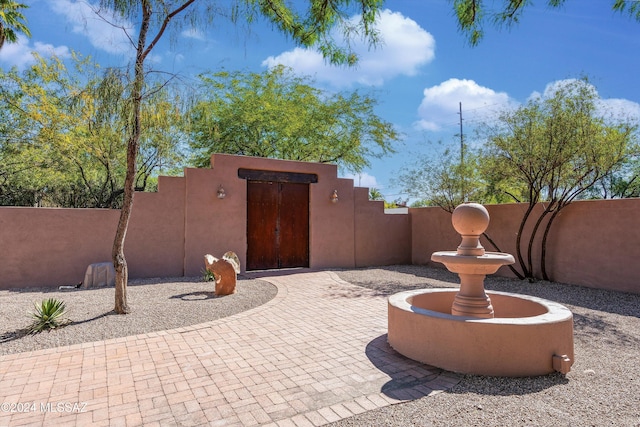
[482,232,524,279]
[112,135,139,313]
[540,207,561,281]
[113,1,150,314]
[515,202,535,279]
[525,202,554,282]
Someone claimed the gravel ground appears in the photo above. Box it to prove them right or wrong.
[1,265,639,426]
[0,275,277,356]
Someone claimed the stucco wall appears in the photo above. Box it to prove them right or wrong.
[126,175,186,278]
[0,154,405,289]
[544,199,639,293]
[354,187,411,267]
[2,154,637,293]
[0,175,186,289]
[411,200,640,294]
[1,207,119,288]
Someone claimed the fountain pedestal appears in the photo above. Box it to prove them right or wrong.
[430,202,514,319]
[452,273,495,318]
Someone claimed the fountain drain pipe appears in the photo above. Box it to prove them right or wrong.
[553,354,572,374]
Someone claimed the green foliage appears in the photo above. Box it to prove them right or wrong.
[101,0,384,67]
[0,53,185,207]
[0,0,31,49]
[202,268,215,282]
[368,188,384,201]
[613,0,640,21]
[585,157,640,199]
[394,144,487,213]
[409,199,430,208]
[28,298,69,334]
[453,1,640,45]
[481,79,638,206]
[383,198,407,209]
[188,66,399,173]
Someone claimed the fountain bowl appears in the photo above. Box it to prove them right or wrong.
[388,288,574,377]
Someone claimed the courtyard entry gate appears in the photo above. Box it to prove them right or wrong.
[241,169,316,270]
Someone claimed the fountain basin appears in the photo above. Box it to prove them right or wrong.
[388,289,574,377]
[431,251,515,275]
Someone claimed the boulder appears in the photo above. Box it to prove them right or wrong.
[82,262,116,289]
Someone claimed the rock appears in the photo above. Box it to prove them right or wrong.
[204,252,240,296]
[82,262,115,289]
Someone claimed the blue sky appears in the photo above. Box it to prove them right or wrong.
[2,0,640,201]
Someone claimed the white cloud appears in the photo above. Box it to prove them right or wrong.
[414,77,639,135]
[48,0,133,56]
[262,9,435,87]
[415,78,514,131]
[146,53,164,65]
[341,172,379,188]
[599,97,640,123]
[1,0,136,69]
[182,28,206,41]
[0,36,71,69]
[528,78,589,102]
[263,47,325,75]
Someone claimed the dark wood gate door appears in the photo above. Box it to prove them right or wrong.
[246,181,309,270]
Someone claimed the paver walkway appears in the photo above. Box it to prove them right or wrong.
[0,271,459,426]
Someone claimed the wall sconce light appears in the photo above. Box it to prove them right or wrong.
[330,189,339,204]
[217,184,226,199]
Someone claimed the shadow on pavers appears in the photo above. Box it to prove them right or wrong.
[366,334,568,400]
[365,334,449,401]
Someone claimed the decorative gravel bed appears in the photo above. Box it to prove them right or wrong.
[0,275,277,356]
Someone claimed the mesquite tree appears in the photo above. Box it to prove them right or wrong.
[481,78,638,281]
[189,66,398,173]
[0,54,183,208]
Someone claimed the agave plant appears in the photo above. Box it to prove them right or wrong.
[201,268,215,282]
[28,298,69,334]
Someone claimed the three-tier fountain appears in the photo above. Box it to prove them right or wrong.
[388,203,574,377]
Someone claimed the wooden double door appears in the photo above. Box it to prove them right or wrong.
[246,181,309,270]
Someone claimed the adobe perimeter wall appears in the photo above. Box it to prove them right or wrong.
[2,153,637,293]
[0,175,186,289]
[354,187,411,267]
[0,154,411,289]
[1,207,119,289]
[411,199,640,294]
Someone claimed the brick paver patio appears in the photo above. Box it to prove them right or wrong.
[0,271,459,426]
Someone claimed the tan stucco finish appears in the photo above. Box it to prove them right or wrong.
[388,289,575,377]
[410,200,640,294]
[0,154,410,289]
[0,155,638,293]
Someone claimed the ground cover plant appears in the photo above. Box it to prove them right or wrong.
[27,298,69,334]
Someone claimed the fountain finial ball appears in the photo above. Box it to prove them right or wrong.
[451,202,490,237]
